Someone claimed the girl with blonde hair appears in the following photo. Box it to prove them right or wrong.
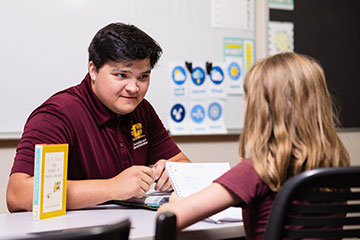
[158,52,349,239]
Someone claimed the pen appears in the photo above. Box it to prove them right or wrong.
[152,165,159,184]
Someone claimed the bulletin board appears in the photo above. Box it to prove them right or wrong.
[269,0,360,129]
[0,0,255,139]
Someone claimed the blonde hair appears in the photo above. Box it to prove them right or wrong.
[239,52,349,192]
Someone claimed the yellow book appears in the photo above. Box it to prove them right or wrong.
[33,144,68,220]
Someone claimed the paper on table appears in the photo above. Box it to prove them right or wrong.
[205,207,242,223]
[166,162,231,197]
[142,189,171,206]
[110,189,171,210]
[166,162,242,223]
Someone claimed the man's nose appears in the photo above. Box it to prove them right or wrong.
[125,78,139,92]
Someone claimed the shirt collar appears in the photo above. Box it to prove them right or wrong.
[79,74,120,126]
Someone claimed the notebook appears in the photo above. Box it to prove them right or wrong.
[108,189,171,211]
[166,162,242,223]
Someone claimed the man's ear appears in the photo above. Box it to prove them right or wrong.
[88,61,97,80]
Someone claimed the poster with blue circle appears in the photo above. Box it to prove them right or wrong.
[208,102,222,121]
[172,66,186,85]
[226,58,244,95]
[170,103,186,123]
[228,62,241,81]
[189,102,207,133]
[209,64,226,98]
[207,100,227,134]
[168,102,190,135]
[169,62,188,98]
[209,66,224,85]
[191,67,206,86]
[189,65,207,99]
[190,104,205,124]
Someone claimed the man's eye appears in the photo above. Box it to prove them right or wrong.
[116,73,126,78]
[139,74,149,80]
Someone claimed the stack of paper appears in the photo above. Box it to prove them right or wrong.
[166,162,242,223]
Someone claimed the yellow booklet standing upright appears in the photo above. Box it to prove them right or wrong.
[33,144,68,220]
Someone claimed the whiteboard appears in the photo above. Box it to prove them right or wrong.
[0,0,254,139]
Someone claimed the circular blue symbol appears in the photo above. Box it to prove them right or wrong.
[190,104,205,124]
[208,102,222,121]
[228,62,241,81]
[170,104,186,123]
[209,66,224,85]
[172,66,186,85]
[191,67,206,86]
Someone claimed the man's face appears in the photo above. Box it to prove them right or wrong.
[89,58,151,115]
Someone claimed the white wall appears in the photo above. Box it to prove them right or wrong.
[0,0,254,138]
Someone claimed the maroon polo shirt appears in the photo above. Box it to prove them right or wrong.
[11,74,181,180]
[214,159,276,240]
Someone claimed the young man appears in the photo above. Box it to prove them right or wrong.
[7,22,190,212]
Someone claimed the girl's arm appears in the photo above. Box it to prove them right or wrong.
[157,182,241,229]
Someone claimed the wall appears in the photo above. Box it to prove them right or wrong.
[270,0,360,128]
[0,0,255,138]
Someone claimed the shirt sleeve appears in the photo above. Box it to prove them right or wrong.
[11,106,73,176]
[214,159,268,206]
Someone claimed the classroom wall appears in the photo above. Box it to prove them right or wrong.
[0,0,359,215]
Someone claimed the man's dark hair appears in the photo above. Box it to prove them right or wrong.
[88,22,163,71]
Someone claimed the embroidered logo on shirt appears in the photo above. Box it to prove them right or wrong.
[131,122,148,149]
[131,123,145,141]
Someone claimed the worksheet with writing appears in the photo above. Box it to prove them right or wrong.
[166,162,230,197]
[166,162,242,223]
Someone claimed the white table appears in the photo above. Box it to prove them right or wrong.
[0,205,244,240]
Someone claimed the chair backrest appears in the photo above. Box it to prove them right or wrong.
[263,166,360,240]
[26,218,131,240]
[155,212,177,240]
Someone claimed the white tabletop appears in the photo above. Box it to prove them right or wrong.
[0,205,244,240]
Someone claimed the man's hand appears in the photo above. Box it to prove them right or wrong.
[152,152,191,192]
[109,165,155,200]
[152,160,173,192]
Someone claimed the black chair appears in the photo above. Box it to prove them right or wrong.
[25,218,131,240]
[155,212,177,240]
[264,166,360,239]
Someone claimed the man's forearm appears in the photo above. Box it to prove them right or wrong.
[168,152,191,163]
[6,173,113,212]
[66,179,113,210]
[6,173,34,212]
